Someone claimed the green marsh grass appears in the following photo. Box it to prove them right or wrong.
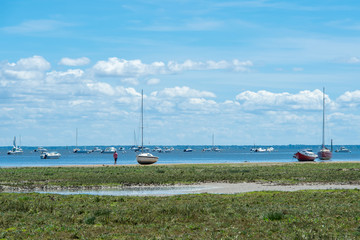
[1,190,360,239]
[1,162,360,238]
[1,162,360,189]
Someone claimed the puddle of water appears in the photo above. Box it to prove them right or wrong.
[17,185,210,196]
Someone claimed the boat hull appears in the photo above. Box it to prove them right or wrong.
[41,152,61,159]
[7,151,23,155]
[293,152,316,161]
[318,148,332,160]
[136,153,158,165]
[74,150,91,153]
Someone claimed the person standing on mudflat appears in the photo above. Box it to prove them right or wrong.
[113,151,118,165]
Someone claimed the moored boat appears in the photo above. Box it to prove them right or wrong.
[74,148,92,153]
[92,147,102,152]
[318,147,332,160]
[335,147,351,153]
[293,149,317,161]
[101,147,117,153]
[7,137,23,155]
[40,152,61,159]
[136,90,158,165]
[184,147,193,152]
[34,147,48,153]
[202,147,211,152]
[318,87,332,160]
[136,152,159,165]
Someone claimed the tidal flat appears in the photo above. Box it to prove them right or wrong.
[1,162,360,239]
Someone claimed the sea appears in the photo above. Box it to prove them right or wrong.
[1,145,360,168]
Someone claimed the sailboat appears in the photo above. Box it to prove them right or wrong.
[136,90,158,165]
[73,128,91,153]
[7,136,23,155]
[317,87,332,160]
[211,133,221,152]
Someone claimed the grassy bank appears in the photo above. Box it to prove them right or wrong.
[1,163,360,239]
[1,162,360,189]
[1,190,360,239]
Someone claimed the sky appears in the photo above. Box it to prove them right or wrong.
[1,0,360,146]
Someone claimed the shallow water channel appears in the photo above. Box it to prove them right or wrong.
[14,185,212,196]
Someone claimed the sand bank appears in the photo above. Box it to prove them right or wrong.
[189,182,360,194]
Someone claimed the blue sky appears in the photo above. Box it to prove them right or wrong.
[1,0,360,146]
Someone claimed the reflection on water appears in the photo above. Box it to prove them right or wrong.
[19,185,210,196]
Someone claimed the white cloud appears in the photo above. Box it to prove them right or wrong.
[93,58,166,77]
[92,58,253,77]
[59,57,90,66]
[47,69,84,79]
[69,99,94,106]
[235,89,332,110]
[232,59,253,72]
[9,56,50,71]
[152,86,216,98]
[86,82,115,96]
[337,90,360,107]
[121,78,139,85]
[115,86,141,97]
[147,78,160,85]
[3,69,44,80]
[0,56,50,80]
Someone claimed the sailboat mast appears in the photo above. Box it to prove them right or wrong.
[141,90,144,153]
[322,87,325,148]
[76,128,78,148]
[212,133,214,148]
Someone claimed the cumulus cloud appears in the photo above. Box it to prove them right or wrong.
[86,82,115,96]
[14,56,51,71]
[92,58,253,77]
[235,89,332,110]
[0,56,50,80]
[93,58,166,77]
[47,69,84,80]
[115,86,141,97]
[3,70,44,80]
[59,57,90,66]
[179,98,218,113]
[151,86,216,98]
[147,78,160,85]
[337,90,360,107]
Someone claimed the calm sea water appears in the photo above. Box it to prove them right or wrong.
[1,145,360,168]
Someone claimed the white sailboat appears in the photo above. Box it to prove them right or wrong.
[7,136,23,155]
[136,90,158,165]
[40,152,61,159]
[73,128,91,153]
[211,133,221,152]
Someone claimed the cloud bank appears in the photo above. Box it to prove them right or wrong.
[1,55,360,145]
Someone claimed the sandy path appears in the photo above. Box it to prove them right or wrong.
[189,182,360,194]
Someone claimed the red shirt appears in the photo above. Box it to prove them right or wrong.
[113,152,118,158]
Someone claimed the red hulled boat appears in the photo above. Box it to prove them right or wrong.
[318,87,332,160]
[318,147,332,160]
[293,149,317,161]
